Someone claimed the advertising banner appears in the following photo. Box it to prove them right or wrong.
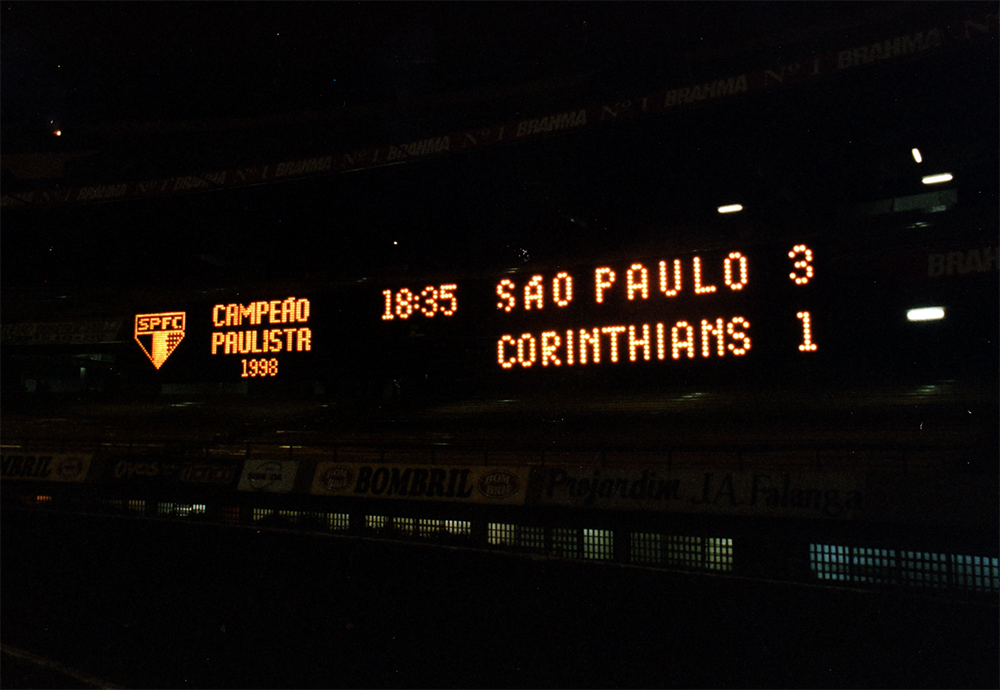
[311,462,529,505]
[238,460,299,493]
[0,320,124,345]
[0,453,94,483]
[100,456,239,487]
[528,466,866,520]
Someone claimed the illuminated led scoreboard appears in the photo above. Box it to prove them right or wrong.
[380,243,819,372]
[133,242,825,383]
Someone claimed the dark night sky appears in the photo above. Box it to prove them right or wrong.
[1,3,996,298]
[0,2,953,126]
[2,2,646,123]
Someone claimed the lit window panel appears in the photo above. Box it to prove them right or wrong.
[583,529,613,560]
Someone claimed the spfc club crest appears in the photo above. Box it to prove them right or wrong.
[134,312,186,369]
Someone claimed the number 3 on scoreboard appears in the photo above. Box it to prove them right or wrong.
[788,244,814,285]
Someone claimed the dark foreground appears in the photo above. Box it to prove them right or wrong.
[2,510,997,689]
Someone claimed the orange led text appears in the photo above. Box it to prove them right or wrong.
[497,316,751,369]
[210,297,313,372]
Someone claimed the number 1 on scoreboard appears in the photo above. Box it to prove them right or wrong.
[796,311,817,352]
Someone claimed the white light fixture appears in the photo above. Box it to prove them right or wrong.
[922,173,953,185]
[911,148,922,163]
[717,204,743,214]
[907,307,945,321]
